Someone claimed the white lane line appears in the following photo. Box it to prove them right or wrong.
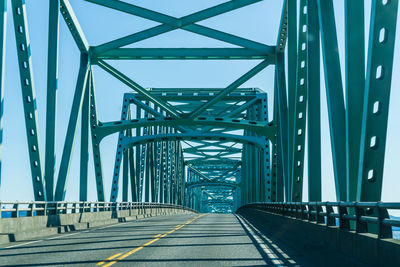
[0,221,129,250]
[96,222,127,230]
[3,240,42,249]
[236,215,297,266]
[47,232,81,240]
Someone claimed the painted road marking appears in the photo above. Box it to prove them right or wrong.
[0,221,126,250]
[96,253,122,266]
[97,214,205,266]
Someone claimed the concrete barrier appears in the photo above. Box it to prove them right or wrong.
[0,206,195,244]
[238,207,400,266]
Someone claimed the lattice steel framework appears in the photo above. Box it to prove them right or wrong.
[0,0,399,223]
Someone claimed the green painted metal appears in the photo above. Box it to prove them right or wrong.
[44,0,60,201]
[287,0,297,201]
[79,72,90,201]
[2,0,399,223]
[55,54,89,201]
[345,0,365,202]
[88,71,105,201]
[290,0,308,201]
[11,0,46,201]
[275,52,289,201]
[306,0,321,202]
[357,0,399,201]
[59,0,89,52]
[317,0,347,201]
[96,48,271,60]
[0,0,5,189]
[90,0,269,54]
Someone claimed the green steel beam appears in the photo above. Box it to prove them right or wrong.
[90,0,271,54]
[128,146,137,202]
[287,0,296,200]
[122,146,128,202]
[96,116,274,141]
[317,0,346,201]
[188,60,270,118]
[109,96,129,202]
[275,52,289,201]
[307,0,321,202]
[89,71,105,201]
[59,0,89,52]
[357,0,399,201]
[95,48,271,60]
[55,54,89,201]
[0,0,5,189]
[96,60,182,118]
[44,0,60,201]
[290,0,308,201]
[79,74,89,202]
[276,0,288,53]
[11,0,46,201]
[345,0,365,202]
[186,181,239,189]
[123,132,266,149]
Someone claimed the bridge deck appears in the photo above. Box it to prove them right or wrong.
[0,214,344,266]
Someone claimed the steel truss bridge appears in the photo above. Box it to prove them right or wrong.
[0,0,400,266]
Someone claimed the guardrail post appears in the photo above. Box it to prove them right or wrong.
[316,204,324,224]
[326,204,335,226]
[12,203,19,217]
[355,204,367,233]
[0,202,2,218]
[301,204,307,220]
[308,204,315,222]
[27,203,33,216]
[377,203,392,239]
[339,203,350,230]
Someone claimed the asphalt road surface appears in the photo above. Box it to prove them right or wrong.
[0,214,310,266]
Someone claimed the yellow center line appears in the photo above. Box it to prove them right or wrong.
[97,214,205,266]
[143,237,160,246]
[96,253,122,266]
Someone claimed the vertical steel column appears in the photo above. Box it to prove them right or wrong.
[317,0,347,201]
[275,52,289,201]
[358,0,399,201]
[122,144,128,202]
[79,73,89,201]
[307,0,321,201]
[129,145,137,202]
[287,0,297,197]
[260,94,271,202]
[0,0,6,189]
[44,0,60,201]
[88,72,105,201]
[55,53,89,200]
[135,107,142,201]
[345,0,365,202]
[109,96,129,201]
[11,0,46,200]
[143,106,150,202]
[290,0,308,201]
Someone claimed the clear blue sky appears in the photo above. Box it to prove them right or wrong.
[0,0,399,205]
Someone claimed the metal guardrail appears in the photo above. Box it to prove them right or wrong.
[241,202,400,239]
[0,201,196,218]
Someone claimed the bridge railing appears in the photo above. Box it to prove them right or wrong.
[0,202,195,218]
[241,202,400,239]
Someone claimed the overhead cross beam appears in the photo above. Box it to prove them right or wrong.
[87,0,273,55]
